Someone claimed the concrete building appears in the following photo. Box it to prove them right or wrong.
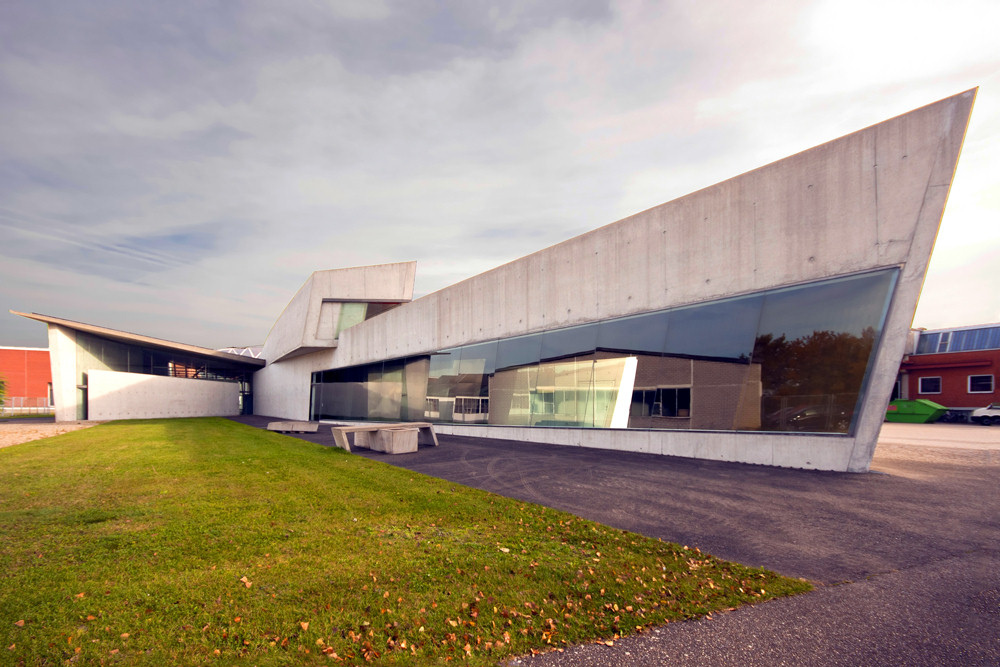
[896,323,1000,419]
[0,346,52,414]
[13,90,976,472]
[10,312,263,421]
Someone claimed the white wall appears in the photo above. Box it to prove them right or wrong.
[252,349,336,420]
[47,325,79,422]
[87,369,238,420]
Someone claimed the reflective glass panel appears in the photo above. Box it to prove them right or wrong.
[426,349,460,421]
[452,343,497,423]
[489,364,538,426]
[336,303,368,337]
[496,334,543,370]
[311,270,897,436]
[915,332,939,354]
[753,270,896,433]
[663,296,761,361]
[597,311,669,355]
[541,324,598,361]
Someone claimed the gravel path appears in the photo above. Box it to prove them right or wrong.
[0,419,102,449]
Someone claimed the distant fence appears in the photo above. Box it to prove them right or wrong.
[0,397,54,417]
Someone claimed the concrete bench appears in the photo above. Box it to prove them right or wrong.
[267,421,320,433]
[329,422,439,453]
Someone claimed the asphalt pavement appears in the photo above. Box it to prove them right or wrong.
[232,417,1000,666]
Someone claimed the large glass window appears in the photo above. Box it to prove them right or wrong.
[312,269,897,435]
[752,270,895,433]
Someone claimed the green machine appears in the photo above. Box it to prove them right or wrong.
[885,399,948,424]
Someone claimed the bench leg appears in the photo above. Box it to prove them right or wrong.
[419,426,439,447]
[331,430,352,452]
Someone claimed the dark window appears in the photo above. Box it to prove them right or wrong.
[915,332,940,354]
[656,387,691,417]
[969,375,994,393]
[919,377,942,394]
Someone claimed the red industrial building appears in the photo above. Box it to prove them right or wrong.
[0,346,52,414]
[897,323,1000,420]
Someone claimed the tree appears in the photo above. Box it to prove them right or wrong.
[0,373,6,411]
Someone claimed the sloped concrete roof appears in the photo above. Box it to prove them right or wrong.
[11,311,265,367]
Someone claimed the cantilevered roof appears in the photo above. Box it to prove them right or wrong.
[10,311,266,368]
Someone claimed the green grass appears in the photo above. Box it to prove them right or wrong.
[0,412,54,420]
[0,418,810,665]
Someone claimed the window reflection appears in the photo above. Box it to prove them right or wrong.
[310,269,896,435]
[753,271,896,433]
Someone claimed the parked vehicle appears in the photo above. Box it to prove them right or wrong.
[971,403,1000,426]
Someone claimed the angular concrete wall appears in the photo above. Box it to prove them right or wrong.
[258,91,976,471]
[261,262,416,363]
[87,370,238,421]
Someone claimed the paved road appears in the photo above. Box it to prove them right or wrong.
[235,418,1000,665]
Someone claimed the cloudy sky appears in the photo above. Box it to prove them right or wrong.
[2,0,998,350]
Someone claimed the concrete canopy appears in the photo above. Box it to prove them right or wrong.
[260,262,416,363]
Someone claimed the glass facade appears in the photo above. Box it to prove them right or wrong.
[311,269,897,435]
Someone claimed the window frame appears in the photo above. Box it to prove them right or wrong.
[918,376,942,394]
[968,374,994,394]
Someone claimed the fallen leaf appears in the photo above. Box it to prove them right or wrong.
[234,617,241,623]
[120,633,129,639]
[240,576,252,588]
[86,615,96,621]
[7,644,14,651]
[14,620,24,628]
[110,649,119,655]
[75,593,85,599]
[299,622,309,631]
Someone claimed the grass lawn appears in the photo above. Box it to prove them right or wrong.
[0,413,55,420]
[0,418,810,665]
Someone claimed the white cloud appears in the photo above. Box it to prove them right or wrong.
[1,0,998,349]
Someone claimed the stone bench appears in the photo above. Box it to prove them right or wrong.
[329,422,439,454]
[267,421,320,433]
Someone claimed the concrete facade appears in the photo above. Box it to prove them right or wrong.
[253,263,417,419]
[87,369,239,420]
[285,90,975,472]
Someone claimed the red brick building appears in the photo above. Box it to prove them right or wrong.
[898,323,1000,419]
[0,346,52,413]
